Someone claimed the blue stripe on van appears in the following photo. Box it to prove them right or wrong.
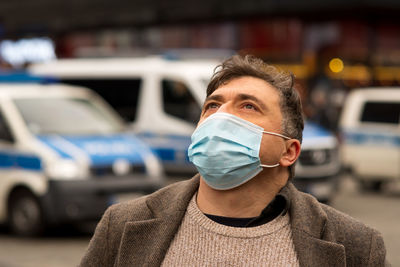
[0,153,13,168]
[153,148,175,161]
[36,134,149,166]
[0,71,48,82]
[343,130,400,146]
[303,122,332,138]
[136,132,192,163]
[60,135,145,166]
[36,136,74,159]
[0,151,42,171]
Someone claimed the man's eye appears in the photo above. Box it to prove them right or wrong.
[244,103,256,110]
[205,103,219,110]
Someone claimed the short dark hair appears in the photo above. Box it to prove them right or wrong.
[206,55,304,178]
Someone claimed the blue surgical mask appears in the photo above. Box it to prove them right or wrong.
[188,112,290,190]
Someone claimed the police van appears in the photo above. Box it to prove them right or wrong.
[339,87,400,191]
[0,83,164,236]
[30,56,341,202]
[30,56,213,176]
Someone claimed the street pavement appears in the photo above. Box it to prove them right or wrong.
[0,175,399,267]
[331,175,400,266]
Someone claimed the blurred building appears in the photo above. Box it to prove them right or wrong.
[1,0,400,129]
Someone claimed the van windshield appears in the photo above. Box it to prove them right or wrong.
[14,97,124,135]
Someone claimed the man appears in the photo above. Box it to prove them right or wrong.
[80,55,386,267]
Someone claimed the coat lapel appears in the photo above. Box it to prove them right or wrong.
[285,183,346,267]
[115,175,201,267]
[292,228,346,266]
[115,218,178,267]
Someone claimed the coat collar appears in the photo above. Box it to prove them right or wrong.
[115,175,200,267]
[116,176,346,267]
[284,183,346,266]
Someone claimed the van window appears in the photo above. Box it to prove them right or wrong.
[61,79,141,122]
[162,79,201,125]
[14,98,124,135]
[361,101,400,124]
[0,110,14,142]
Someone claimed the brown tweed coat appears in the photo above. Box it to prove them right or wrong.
[79,175,387,267]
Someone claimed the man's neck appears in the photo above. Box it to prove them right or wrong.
[196,170,288,218]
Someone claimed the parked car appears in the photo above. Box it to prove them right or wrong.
[30,56,341,201]
[339,87,400,191]
[0,83,164,236]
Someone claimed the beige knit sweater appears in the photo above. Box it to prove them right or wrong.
[161,195,300,267]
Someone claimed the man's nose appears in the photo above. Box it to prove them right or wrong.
[216,102,234,114]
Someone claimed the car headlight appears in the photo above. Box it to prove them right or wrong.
[45,159,88,179]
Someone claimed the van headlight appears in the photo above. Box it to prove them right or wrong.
[45,159,88,179]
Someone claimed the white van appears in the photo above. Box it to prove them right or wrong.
[340,87,400,191]
[0,83,164,235]
[30,57,216,175]
[30,56,341,202]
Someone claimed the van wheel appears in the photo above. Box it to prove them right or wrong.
[359,180,383,192]
[8,190,45,236]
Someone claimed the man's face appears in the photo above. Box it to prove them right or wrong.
[199,76,288,166]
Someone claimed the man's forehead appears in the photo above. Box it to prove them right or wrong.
[207,77,280,104]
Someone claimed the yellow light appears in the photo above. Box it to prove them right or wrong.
[329,58,344,73]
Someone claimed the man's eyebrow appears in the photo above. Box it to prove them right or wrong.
[203,94,224,104]
[237,93,268,110]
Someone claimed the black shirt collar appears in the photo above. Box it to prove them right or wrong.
[204,184,291,228]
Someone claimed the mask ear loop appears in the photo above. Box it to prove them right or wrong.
[262,131,291,140]
[260,163,280,168]
[259,131,291,168]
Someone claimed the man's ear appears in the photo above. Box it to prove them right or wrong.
[280,139,301,167]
